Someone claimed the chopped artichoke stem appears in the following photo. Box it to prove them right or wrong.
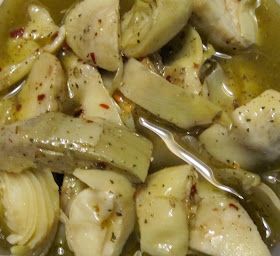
[120,58,221,129]
[136,165,197,256]
[0,112,152,182]
[121,0,193,57]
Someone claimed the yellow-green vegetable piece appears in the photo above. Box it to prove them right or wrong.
[189,180,271,256]
[0,169,59,256]
[23,4,59,40]
[232,89,280,162]
[17,52,66,121]
[164,26,203,95]
[64,0,121,71]
[192,0,259,50]
[64,54,122,125]
[121,0,193,57]
[120,58,221,129]
[136,165,197,256]
[199,124,262,170]
[63,169,135,256]
[0,112,152,182]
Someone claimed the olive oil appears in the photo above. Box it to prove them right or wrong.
[221,0,280,105]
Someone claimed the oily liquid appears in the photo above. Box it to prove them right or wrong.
[0,0,280,255]
[220,0,280,105]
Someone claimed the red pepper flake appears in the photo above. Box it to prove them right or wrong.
[90,52,96,64]
[10,27,25,38]
[0,67,2,72]
[16,104,22,111]
[190,184,197,200]
[51,31,59,40]
[37,94,46,102]
[166,75,172,82]
[99,103,110,110]
[229,203,239,211]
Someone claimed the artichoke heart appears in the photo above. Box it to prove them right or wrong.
[120,58,221,129]
[136,165,197,256]
[163,26,204,95]
[121,0,193,57]
[16,52,66,121]
[0,112,152,182]
[0,169,59,256]
[63,169,136,256]
[192,0,259,50]
[64,0,121,71]
[63,54,122,125]
[189,180,271,256]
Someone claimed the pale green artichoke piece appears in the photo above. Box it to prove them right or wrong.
[0,112,152,182]
[189,180,271,256]
[192,0,259,50]
[136,165,197,256]
[0,5,64,93]
[0,169,59,256]
[199,124,263,170]
[63,169,135,256]
[163,26,204,95]
[121,0,193,57]
[16,52,66,121]
[23,4,59,40]
[232,89,280,162]
[120,58,221,129]
[64,0,121,71]
[63,54,122,125]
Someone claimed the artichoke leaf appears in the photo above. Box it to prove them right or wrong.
[0,26,65,93]
[0,4,65,93]
[64,0,121,71]
[191,0,259,50]
[16,52,66,121]
[0,169,59,256]
[163,26,203,95]
[61,175,87,216]
[136,165,197,256]
[189,180,271,256]
[199,124,263,170]
[120,58,221,129]
[63,169,136,256]
[0,112,152,182]
[232,89,280,162]
[121,0,193,57]
[205,63,236,113]
[23,4,59,41]
[63,54,122,125]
